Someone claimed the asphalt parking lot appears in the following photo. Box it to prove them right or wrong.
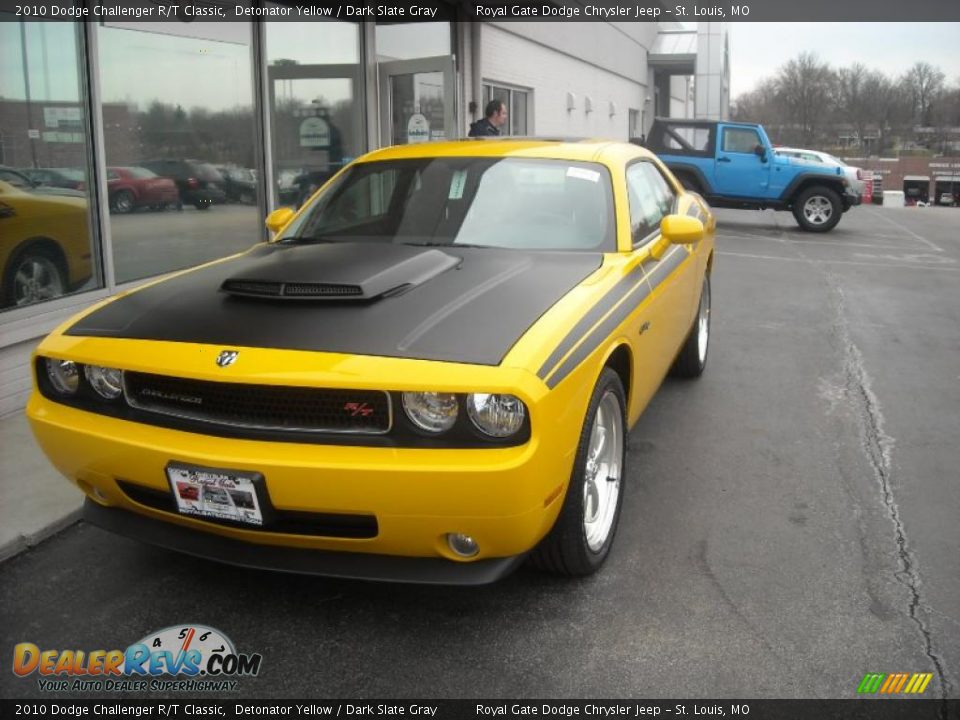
[1,204,957,700]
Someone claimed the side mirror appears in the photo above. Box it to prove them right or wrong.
[661,215,704,245]
[754,144,767,162]
[265,206,295,235]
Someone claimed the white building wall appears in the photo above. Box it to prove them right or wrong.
[482,22,656,140]
[695,22,729,120]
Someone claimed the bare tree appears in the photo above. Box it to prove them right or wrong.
[904,61,946,126]
[773,52,837,146]
[836,63,872,148]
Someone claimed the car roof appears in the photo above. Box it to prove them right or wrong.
[360,137,649,164]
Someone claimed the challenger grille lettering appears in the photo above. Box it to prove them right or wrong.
[140,388,203,405]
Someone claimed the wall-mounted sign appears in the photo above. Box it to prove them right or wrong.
[43,107,82,129]
[407,113,430,144]
[299,116,331,148]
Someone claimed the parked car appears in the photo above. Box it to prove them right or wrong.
[0,167,85,199]
[20,167,87,192]
[774,148,866,199]
[939,192,956,206]
[28,138,715,584]
[215,165,257,204]
[643,118,859,232]
[0,180,92,309]
[139,159,227,210]
[107,166,180,213]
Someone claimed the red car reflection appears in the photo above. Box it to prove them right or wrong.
[107,166,180,214]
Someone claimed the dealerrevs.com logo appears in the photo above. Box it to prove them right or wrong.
[13,624,263,693]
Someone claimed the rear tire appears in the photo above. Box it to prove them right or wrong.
[671,274,711,378]
[793,186,842,232]
[530,368,627,577]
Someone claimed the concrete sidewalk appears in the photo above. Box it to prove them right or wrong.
[0,410,82,562]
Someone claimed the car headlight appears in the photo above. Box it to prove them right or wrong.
[45,358,80,396]
[84,365,124,400]
[402,392,459,433]
[466,393,526,438]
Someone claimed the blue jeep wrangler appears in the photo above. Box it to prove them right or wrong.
[643,119,859,232]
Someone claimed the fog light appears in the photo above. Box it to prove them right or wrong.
[447,533,479,558]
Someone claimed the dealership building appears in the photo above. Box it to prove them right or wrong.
[0,14,730,416]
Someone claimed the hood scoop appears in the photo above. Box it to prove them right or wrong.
[220,242,459,301]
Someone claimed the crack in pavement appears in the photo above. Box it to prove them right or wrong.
[756,213,951,699]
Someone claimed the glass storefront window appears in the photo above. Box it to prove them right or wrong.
[265,21,365,208]
[0,21,100,312]
[97,22,260,284]
[483,83,530,136]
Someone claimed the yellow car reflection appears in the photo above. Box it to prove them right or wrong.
[0,180,92,309]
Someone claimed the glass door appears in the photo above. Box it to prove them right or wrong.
[378,56,455,147]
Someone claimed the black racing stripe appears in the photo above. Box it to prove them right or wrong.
[545,277,652,389]
[536,262,647,380]
[645,246,687,292]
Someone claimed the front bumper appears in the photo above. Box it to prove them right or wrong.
[83,500,527,585]
[843,187,862,209]
[28,388,578,581]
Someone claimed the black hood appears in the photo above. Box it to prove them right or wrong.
[67,242,602,366]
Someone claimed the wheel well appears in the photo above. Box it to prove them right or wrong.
[5,237,67,277]
[674,170,703,193]
[605,344,632,409]
[791,179,844,204]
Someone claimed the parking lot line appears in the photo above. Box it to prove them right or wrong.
[716,250,960,272]
[863,210,944,253]
[715,232,908,251]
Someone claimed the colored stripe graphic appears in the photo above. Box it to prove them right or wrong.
[858,674,885,693]
[857,672,932,694]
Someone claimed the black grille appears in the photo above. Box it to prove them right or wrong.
[116,480,378,538]
[221,279,363,298]
[123,372,390,434]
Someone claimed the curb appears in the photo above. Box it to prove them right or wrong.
[0,508,83,564]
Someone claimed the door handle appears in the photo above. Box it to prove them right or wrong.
[717,157,731,163]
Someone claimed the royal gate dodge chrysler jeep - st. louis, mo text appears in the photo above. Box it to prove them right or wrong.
[28,138,715,584]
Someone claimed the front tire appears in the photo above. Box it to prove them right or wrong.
[530,368,627,576]
[111,190,135,214]
[793,186,842,232]
[3,247,66,308]
[671,274,711,378]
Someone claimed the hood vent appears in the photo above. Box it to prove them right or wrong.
[222,279,363,299]
[219,243,459,302]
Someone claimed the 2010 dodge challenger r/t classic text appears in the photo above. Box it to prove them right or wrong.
[28,138,715,584]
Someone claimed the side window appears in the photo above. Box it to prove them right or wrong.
[107,170,120,180]
[722,127,761,154]
[626,162,676,245]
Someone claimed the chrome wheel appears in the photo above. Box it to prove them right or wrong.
[583,391,623,552]
[13,255,65,306]
[697,277,711,365]
[802,195,833,225]
[113,191,134,213]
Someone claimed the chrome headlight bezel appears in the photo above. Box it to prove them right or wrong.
[84,365,124,400]
[44,358,80,397]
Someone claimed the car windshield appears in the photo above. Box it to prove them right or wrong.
[281,157,616,252]
[54,168,85,181]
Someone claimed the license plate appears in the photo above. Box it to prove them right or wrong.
[166,462,265,527]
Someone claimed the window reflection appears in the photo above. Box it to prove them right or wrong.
[0,21,98,311]
[265,21,365,208]
[97,22,260,284]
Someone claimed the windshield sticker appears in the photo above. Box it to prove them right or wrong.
[449,169,468,199]
[566,167,600,183]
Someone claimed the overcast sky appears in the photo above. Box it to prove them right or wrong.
[727,23,960,99]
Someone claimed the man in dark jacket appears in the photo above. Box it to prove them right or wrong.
[469,99,508,137]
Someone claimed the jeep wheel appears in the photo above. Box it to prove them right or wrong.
[793,186,842,232]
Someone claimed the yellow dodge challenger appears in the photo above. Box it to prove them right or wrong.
[28,139,714,584]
